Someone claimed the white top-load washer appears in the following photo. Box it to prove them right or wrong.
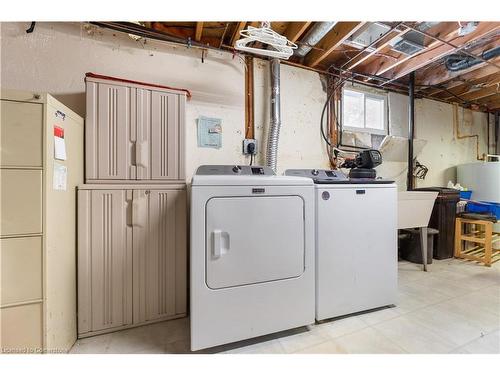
[285,169,397,321]
[190,165,315,351]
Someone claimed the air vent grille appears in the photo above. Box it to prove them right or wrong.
[392,39,424,55]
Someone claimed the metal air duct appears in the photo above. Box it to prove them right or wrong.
[266,59,281,172]
[295,22,337,57]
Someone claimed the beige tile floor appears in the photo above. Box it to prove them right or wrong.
[70,258,500,354]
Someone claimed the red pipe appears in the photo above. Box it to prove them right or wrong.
[85,72,192,99]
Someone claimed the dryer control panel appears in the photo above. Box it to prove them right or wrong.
[196,165,275,176]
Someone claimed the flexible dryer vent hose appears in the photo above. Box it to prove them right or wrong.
[266,59,281,172]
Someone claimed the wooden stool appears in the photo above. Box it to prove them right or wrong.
[454,217,500,266]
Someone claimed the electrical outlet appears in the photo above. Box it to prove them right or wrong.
[243,139,257,155]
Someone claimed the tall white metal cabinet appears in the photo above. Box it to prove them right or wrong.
[1,90,84,353]
[77,75,188,338]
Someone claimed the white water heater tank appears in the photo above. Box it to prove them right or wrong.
[457,161,500,203]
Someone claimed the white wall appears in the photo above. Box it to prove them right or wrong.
[0,22,491,188]
[415,99,489,188]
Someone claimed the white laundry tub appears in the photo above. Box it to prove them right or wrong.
[398,191,439,229]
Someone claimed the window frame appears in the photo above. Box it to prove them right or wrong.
[341,86,388,136]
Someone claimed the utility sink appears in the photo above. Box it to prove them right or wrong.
[398,191,438,230]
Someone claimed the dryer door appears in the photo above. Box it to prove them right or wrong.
[205,195,305,289]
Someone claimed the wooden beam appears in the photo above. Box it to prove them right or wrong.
[417,63,500,97]
[418,54,500,88]
[475,95,500,110]
[230,22,247,46]
[195,22,204,42]
[305,22,366,68]
[435,72,500,100]
[284,22,312,43]
[381,22,500,84]
[488,102,500,110]
[358,22,459,78]
[457,85,500,101]
[344,26,411,71]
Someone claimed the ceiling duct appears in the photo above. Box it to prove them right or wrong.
[294,22,337,57]
[346,22,391,48]
[391,22,440,56]
[445,46,500,72]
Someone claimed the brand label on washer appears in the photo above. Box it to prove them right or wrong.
[252,188,265,194]
[321,191,330,200]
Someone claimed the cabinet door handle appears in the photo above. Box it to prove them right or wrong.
[132,196,144,228]
[135,141,148,168]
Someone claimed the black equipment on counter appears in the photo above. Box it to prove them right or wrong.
[342,149,382,179]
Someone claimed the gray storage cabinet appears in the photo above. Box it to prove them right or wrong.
[79,76,188,338]
[77,185,187,337]
[85,77,186,183]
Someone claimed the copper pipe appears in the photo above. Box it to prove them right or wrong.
[453,103,485,161]
[244,55,255,139]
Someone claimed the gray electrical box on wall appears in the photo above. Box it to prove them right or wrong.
[243,139,257,155]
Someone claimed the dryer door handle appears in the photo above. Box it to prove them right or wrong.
[212,229,229,259]
[212,230,222,259]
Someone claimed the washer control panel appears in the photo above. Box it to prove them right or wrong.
[285,169,349,183]
[196,165,275,176]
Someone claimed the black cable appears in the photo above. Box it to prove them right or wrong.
[249,154,253,166]
[320,76,350,147]
[320,76,369,154]
[413,160,428,180]
[26,22,36,33]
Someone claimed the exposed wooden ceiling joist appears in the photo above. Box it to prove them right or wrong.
[475,94,500,110]
[434,72,500,100]
[284,22,312,43]
[304,22,366,68]
[380,22,500,85]
[418,58,500,90]
[358,22,460,79]
[342,25,411,71]
[230,22,247,46]
[195,22,204,42]
[455,84,500,102]
[103,21,500,112]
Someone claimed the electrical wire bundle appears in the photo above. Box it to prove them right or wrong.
[319,75,368,168]
[413,160,429,180]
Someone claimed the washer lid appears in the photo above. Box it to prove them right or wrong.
[285,168,394,184]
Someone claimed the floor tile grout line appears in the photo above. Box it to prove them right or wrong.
[313,323,369,342]
[371,313,458,352]
[278,329,330,354]
[448,328,500,354]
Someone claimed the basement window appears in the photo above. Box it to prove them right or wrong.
[341,87,388,135]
